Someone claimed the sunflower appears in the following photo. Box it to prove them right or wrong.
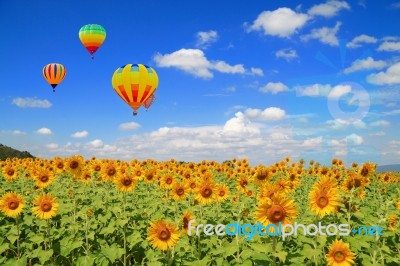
[0,192,25,218]
[2,164,19,182]
[181,210,195,234]
[326,239,355,266]
[388,214,398,231]
[159,173,175,189]
[185,179,198,192]
[147,220,180,250]
[253,166,271,186]
[358,162,376,178]
[255,195,297,227]
[33,167,55,189]
[132,166,144,180]
[67,155,85,176]
[171,182,189,201]
[343,171,369,191]
[79,169,93,184]
[215,184,230,202]
[195,182,215,205]
[52,157,66,174]
[144,169,157,184]
[275,178,292,195]
[101,162,120,181]
[115,174,137,192]
[236,176,251,194]
[31,193,59,220]
[309,186,340,217]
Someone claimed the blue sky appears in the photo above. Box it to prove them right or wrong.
[1,0,400,165]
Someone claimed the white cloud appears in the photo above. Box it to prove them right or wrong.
[343,57,386,74]
[119,122,141,131]
[302,137,323,148]
[377,41,400,52]
[196,30,218,49]
[259,82,288,94]
[367,62,400,85]
[250,67,264,76]
[36,127,52,135]
[222,112,260,136]
[295,84,331,97]
[369,131,385,137]
[275,48,298,61]
[346,133,363,145]
[154,49,256,79]
[326,119,366,130]
[12,97,52,108]
[301,21,341,46]
[328,84,352,98]
[46,143,59,149]
[346,34,377,48]
[87,139,104,149]
[369,120,390,127]
[247,8,309,38]
[308,0,350,18]
[71,130,89,138]
[211,61,245,74]
[12,130,27,135]
[244,107,286,121]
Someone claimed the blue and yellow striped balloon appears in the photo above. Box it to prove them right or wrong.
[42,63,66,92]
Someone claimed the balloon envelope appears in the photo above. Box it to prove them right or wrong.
[42,63,66,91]
[111,64,159,113]
[79,24,106,58]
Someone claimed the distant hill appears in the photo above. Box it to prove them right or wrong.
[377,164,400,172]
[0,144,35,161]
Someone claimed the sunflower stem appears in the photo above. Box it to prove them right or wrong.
[15,217,21,259]
[272,237,277,266]
[123,192,127,266]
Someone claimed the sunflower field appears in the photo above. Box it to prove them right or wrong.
[0,156,399,266]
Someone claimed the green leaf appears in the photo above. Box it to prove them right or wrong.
[101,244,125,262]
[76,255,96,266]
[273,251,287,263]
[0,243,10,253]
[223,241,239,257]
[3,257,27,266]
[37,249,53,264]
[29,234,44,244]
[60,237,83,257]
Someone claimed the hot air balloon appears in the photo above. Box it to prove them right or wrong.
[42,63,66,92]
[79,24,106,59]
[143,93,156,111]
[111,64,159,116]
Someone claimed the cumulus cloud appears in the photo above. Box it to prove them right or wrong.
[295,84,331,97]
[12,130,27,135]
[369,120,390,127]
[250,67,264,76]
[247,8,309,38]
[275,48,298,61]
[87,139,104,149]
[377,41,400,52]
[308,0,350,18]
[119,122,141,131]
[301,22,341,46]
[46,143,59,149]
[71,130,89,138]
[196,30,218,49]
[343,57,386,74]
[346,133,363,145]
[259,82,288,94]
[244,107,286,121]
[367,62,400,85]
[36,128,52,135]
[326,119,366,130]
[346,34,377,48]
[328,84,352,99]
[154,49,257,79]
[12,97,52,108]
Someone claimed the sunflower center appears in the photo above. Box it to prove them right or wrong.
[166,177,173,184]
[94,165,101,171]
[267,205,286,223]
[219,190,225,197]
[107,168,116,176]
[7,169,14,176]
[122,177,132,186]
[41,202,52,212]
[360,167,369,177]
[190,182,196,189]
[334,251,346,262]
[317,195,329,208]
[347,178,362,189]
[57,162,64,169]
[201,187,212,198]
[176,188,185,196]
[40,175,49,182]
[146,173,154,180]
[8,200,19,210]
[240,180,248,188]
[183,217,189,228]
[158,228,171,241]
[70,161,79,169]
[135,170,142,176]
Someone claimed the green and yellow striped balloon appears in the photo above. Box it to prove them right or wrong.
[79,24,106,59]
